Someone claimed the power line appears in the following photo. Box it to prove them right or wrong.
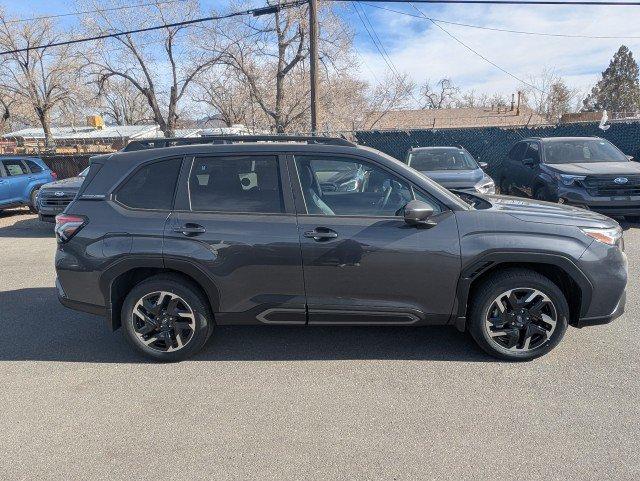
[352,3,401,78]
[361,2,640,38]
[3,0,190,25]
[408,3,546,93]
[0,2,307,55]
[344,0,640,5]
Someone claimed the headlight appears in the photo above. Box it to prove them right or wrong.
[580,226,622,246]
[474,178,495,194]
[556,173,586,186]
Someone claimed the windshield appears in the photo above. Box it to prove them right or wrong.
[544,139,628,164]
[408,149,478,171]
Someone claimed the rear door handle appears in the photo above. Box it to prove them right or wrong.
[304,227,338,241]
[173,223,206,236]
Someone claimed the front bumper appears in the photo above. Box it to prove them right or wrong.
[575,290,626,328]
[556,185,640,216]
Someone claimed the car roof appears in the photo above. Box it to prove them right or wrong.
[409,146,463,151]
[519,136,604,143]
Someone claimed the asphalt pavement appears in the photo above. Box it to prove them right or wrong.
[0,209,638,480]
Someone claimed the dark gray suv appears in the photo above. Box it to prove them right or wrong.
[55,136,627,362]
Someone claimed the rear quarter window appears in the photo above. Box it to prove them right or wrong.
[115,158,182,210]
[25,160,44,173]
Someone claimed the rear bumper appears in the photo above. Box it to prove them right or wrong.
[56,277,105,317]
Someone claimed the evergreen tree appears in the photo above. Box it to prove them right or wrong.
[583,45,640,114]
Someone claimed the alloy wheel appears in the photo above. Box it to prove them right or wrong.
[131,291,196,352]
[484,288,557,352]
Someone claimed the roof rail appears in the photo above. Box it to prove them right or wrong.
[123,134,357,152]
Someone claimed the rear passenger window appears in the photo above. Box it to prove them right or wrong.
[25,160,43,173]
[189,156,283,213]
[3,160,28,176]
[116,159,181,210]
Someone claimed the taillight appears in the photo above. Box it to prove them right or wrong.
[51,171,58,180]
[55,214,86,242]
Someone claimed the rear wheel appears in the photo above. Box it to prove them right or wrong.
[121,275,213,362]
[468,269,569,361]
[625,215,640,224]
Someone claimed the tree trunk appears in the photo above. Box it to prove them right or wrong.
[36,106,54,149]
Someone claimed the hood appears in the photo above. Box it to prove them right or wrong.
[420,168,484,188]
[40,176,84,191]
[545,161,640,176]
[483,194,617,228]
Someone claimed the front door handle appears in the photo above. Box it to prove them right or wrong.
[173,223,206,236]
[304,227,338,241]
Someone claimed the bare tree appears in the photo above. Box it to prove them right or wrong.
[203,2,353,133]
[0,13,81,146]
[420,78,459,109]
[361,73,416,130]
[192,67,258,128]
[81,0,222,136]
[525,68,577,122]
[97,77,152,125]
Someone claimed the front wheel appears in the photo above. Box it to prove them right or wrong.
[468,269,569,361]
[121,275,213,362]
[28,188,40,213]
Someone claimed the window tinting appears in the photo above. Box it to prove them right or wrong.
[544,139,629,164]
[524,143,540,163]
[295,156,430,217]
[408,148,478,171]
[25,160,43,173]
[3,160,28,176]
[116,159,181,210]
[189,156,284,213]
[508,143,527,161]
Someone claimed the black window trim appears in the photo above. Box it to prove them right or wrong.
[175,152,295,216]
[2,158,29,177]
[24,158,44,174]
[112,156,184,212]
[289,152,446,219]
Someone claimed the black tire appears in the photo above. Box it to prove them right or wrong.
[28,188,40,213]
[625,215,640,224]
[534,185,553,202]
[499,178,510,195]
[468,268,569,361]
[121,274,213,362]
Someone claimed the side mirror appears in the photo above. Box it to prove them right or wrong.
[523,158,536,167]
[404,200,437,227]
[479,161,488,169]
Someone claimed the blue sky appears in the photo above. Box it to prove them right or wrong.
[5,0,640,101]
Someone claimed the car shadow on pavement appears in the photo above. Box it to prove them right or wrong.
[0,215,54,238]
[0,287,494,363]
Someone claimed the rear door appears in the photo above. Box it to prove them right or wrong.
[289,153,461,325]
[163,153,306,325]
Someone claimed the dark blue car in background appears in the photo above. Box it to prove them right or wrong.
[0,157,56,213]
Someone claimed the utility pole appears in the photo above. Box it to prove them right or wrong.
[309,0,319,134]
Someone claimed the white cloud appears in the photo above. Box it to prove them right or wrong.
[352,3,640,99]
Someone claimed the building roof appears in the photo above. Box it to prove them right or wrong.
[369,107,548,130]
[2,124,162,141]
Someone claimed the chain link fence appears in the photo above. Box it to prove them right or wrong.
[355,121,640,179]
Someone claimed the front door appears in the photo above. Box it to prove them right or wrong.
[290,154,461,325]
[163,153,306,325]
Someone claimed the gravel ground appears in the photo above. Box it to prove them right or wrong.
[0,208,638,481]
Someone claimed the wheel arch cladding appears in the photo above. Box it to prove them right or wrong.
[457,255,591,329]
[104,263,220,331]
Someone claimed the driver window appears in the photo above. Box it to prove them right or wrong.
[294,156,415,217]
[524,143,540,163]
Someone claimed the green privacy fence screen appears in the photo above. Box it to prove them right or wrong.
[355,121,640,178]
